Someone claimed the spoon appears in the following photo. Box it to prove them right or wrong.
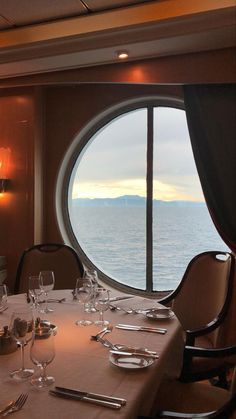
[92,335,116,349]
[98,324,113,339]
[92,324,113,340]
[91,324,113,343]
[109,304,134,314]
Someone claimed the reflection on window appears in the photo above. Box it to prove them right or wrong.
[67,103,228,292]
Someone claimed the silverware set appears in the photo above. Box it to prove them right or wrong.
[109,303,170,315]
[49,387,126,409]
[91,324,159,360]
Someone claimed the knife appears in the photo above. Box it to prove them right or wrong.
[49,390,122,409]
[55,386,126,405]
[110,296,134,302]
[115,325,167,334]
[118,323,167,332]
[110,350,159,359]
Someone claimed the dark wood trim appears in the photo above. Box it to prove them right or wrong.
[146,105,153,292]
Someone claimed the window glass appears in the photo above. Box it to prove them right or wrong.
[68,109,147,289]
[153,107,228,291]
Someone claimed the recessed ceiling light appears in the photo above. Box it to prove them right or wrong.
[117,50,129,60]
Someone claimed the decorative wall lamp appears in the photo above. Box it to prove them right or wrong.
[0,148,11,193]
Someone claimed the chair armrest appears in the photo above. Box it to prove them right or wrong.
[156,411,215,418]
[184,344,236,359]
[156,393,236,418]
[138,394,236,418]
[185,312,230,344]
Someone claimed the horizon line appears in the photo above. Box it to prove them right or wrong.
[72,195,204,203]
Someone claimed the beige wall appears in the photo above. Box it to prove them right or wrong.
[0,48,235,292]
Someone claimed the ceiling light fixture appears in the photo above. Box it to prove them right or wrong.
[117,50,129,60]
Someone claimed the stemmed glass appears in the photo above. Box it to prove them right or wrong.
[94,288,110,327]
[39,271,55,313]
[28,276,43,310]
[83,269,99,313]
[0,284,7,311]
[9,307,34,380]
[75,277,93,326]
[30,327,55,388]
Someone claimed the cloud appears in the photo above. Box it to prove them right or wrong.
[71,106,204,201]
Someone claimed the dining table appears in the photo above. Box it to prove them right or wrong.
[0,289,184,419]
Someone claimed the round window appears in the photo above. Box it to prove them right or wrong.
[58,98,228,294]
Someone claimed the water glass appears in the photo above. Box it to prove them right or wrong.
[9,307,34,380]
[83,269,99,313]
[94,288,110,327]
[30,327,55,388]
[0,284,7,311]
[39,271,55,313]
[75,277,93,326]
[28,276,42,309]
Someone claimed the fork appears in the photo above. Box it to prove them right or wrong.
[38,298,66,304]
[92,335,115,349]
[0,306,9,314]
[0,402,14,415]
[2,394,28,416]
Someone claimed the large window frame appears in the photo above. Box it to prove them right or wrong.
[56,95,185,296]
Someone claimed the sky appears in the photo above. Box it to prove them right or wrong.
[71,107,204,202]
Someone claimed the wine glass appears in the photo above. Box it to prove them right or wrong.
[28,276,43,309]
[0,284,7,311]
[30,326,55,388]
[83,269,99,313]
[39,271,55,313]
[75,277,93,326]
[9,307,34,380]
[94,288,110,327]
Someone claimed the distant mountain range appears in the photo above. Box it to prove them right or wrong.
[72,195,204,207]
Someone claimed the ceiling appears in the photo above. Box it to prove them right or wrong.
[0,0,153,29]
[0,0,235,79]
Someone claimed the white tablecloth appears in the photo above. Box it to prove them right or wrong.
[0,290,184,419]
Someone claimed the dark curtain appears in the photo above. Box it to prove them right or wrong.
[183,84,236,252]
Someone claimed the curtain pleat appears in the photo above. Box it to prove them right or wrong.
[183,84,236,253]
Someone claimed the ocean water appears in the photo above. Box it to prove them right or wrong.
[70,205,229,291]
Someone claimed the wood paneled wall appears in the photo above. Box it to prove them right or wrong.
[0,88,42,291]
[0,47,235,292]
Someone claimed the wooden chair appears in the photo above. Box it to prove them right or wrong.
[14,243,84,293]
[158,251,235,386]
[138,347,236,418]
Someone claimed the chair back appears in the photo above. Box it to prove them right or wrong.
[14,243,84,293]
[172,251,233,346]
[215,257,236,348]
[230,367,236,395]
